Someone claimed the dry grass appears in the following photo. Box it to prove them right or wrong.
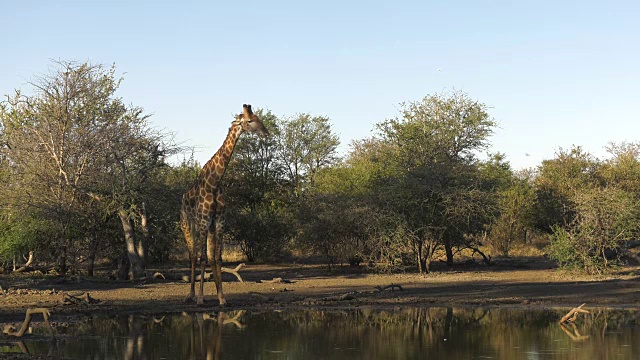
[222,244,247,263]
[506,243,547,257]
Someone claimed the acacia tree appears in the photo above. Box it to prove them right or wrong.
[302,161,377,269]
[0,60,174,276]
[299,92,498,273]
[223,110,341,261]
[601,142,640,194]
[536,143,640,273]
[277,113,340,193]
[533,146,601,233]
[373,91,497,268]
[225,109,293,261]
[0,61,128,272]
[95,108,177,278]
[547,187,639,274]
[482,157,536,257]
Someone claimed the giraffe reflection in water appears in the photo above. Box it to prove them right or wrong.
[121,311,245,360]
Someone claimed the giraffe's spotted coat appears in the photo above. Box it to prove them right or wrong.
[180,104,268,305]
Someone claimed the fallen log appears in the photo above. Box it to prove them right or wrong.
[13,251,34,273]
[257,277,293,284]
[181,263,246,283]
[559,303,589,324]
[3,308,55,338]
[322,293,357,301]
[375,284,404,292]
[248,292,273,301]
[221,263,245,283]
[62,292,99,306]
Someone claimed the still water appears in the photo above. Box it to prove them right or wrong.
[1,307,639,359]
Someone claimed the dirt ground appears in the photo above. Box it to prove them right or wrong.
[1,258,639,323]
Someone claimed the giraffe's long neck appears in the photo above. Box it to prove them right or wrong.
[201,123,243,189]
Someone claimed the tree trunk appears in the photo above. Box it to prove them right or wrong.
[138,203,149,264]
[117,252,130,280]
[419,257,427,275]
[118,210,145,278]
[417,242,425,274]
[445,240,454,266]
[87,225,99,277]
[59,244,68,275]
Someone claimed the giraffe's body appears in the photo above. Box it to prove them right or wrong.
[181,104,268,305]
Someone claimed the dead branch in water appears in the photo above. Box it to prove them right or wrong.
[559,303,590,324]
[559,322,590,342]
[223,310,246,329]
[3,308,55,338]
[203,310,247,329]
[375,284,404,292]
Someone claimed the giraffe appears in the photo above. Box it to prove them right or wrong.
[181,104,268,305]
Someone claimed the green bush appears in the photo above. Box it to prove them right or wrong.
[546,187,639,274]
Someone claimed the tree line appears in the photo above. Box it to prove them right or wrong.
[1,61,639,276]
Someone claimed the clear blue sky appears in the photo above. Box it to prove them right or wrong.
[2,0,639,169]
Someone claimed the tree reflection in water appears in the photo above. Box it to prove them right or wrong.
[3,307,639,359]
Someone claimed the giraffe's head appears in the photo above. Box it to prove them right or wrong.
[235,104,269,137]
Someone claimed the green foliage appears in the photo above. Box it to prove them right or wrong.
[372,91,498,268]
[488,173,536,256]
[300,91,500,272]
[0,215,58,262]
[6,61,640,278]
[143,156,200,263]
[232,204,293,262]
[534,146,602,232]
[277,113,340,191]
[225,110,296,261]
[546,187,639,274]
[601,142,640,193]
[0,60,177,275]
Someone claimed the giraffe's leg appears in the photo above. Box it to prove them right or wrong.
[181,211,196,303]
[208,189,226,305]
[197,217,210,306]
